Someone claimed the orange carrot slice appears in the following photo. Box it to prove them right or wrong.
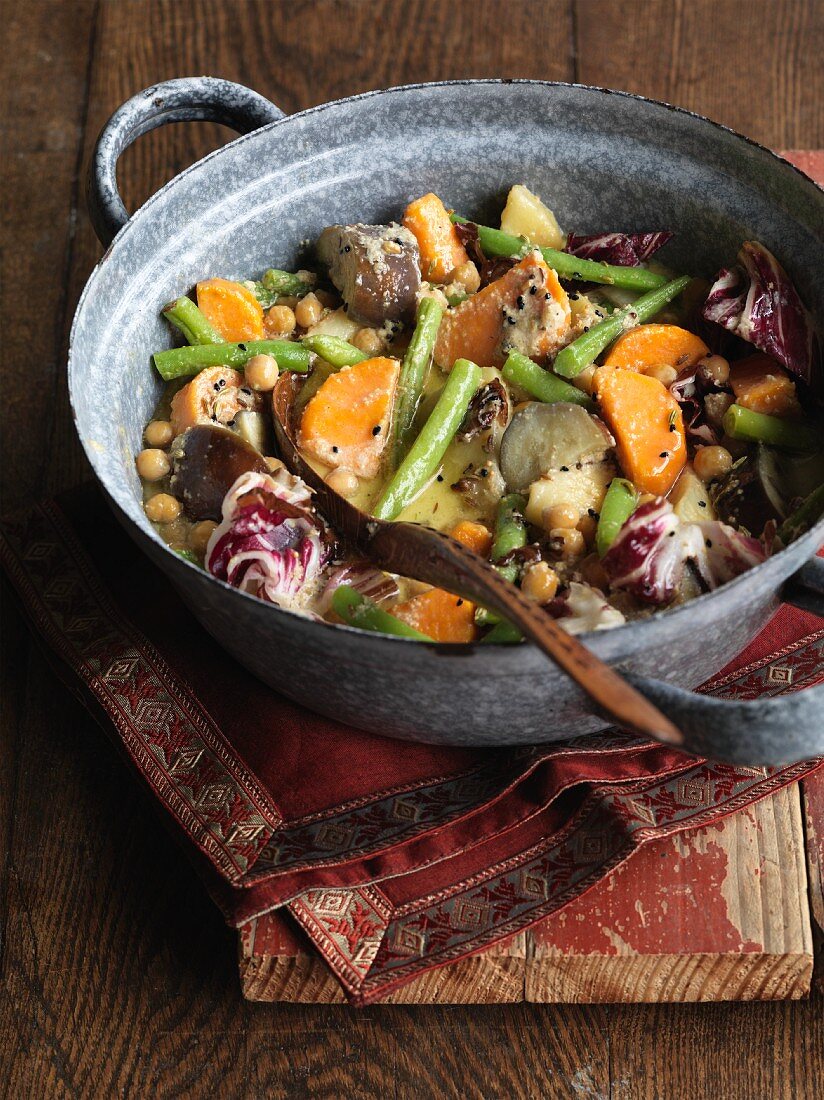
[196,278,264,342]
[390,520,491,642]
[435,252,570,370]
[170,366,246,434]
[594,367,686,496]
[729,353,801,418]
[601,324,709,374]
[298,356,400,478]
[403,193,469,283]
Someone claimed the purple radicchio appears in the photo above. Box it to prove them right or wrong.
[669,370,721,445]
[564,232,673,266]
[601,498,766,605]
[206,469,331,612]
[545,582,626,634]
[318,561,399,615]
[702,241,821,388]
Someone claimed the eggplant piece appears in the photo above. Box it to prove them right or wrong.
[499,402,613,492]
[169,425,268,521]
[316,223,420,326]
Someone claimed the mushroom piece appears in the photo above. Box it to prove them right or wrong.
[169,424,269,521]
[316,223,421,326]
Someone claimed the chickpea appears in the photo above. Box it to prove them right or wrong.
[244,353,279,392]
[694,444,733,483]
[265,304,296,335]
[697,354,730,387]
[326,468,359,498]
[136,447,170,482]
[549,527,586,560]
[545,503,580,530]
[521,561,559,604]
[352,327,385,356]
[577,514,598,545]
[645,363,678,387]
[448,260,481,295]
[294,292,324,329]
[189,520,217,555]
[264,456,285,473]
[145,493,180,524]
[144,419,174,448]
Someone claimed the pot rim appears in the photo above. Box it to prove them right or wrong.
[69,77,824,652]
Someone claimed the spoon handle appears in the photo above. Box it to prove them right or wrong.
[369,521,684,747]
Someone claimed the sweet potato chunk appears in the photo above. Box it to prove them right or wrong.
[601,324,709,374]
[594,367,686,496]
[434,251,570,370]
[196,278,264,342]
[298,356,400,478]
[403,193,469,283]
[170,366,260,435]
[729,353,801,418]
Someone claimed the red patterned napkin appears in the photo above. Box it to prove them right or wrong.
[3,486,821,1003]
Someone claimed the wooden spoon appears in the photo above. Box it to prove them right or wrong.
[272,374,683,746]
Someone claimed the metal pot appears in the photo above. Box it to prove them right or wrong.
[72,78,824,765]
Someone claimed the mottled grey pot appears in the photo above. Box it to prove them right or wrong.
[72,78,824,765]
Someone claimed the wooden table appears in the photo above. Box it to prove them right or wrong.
[2,2,822,1095]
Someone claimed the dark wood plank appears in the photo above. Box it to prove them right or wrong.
[2,1,822,1097]
[575,0,824,148]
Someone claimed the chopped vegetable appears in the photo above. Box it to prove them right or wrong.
[403,193,470,283]
[500,402,612,491]
[526,462,615,531]
[301,334,368,368]
[391,587,477,643]
[596,477,638,557]
[316,223,421,325]
[601,324,709,374]
[491,492,528,583]
[252,268,315,307]
[319,562,399,613]
[670,466,716,524]
[153,340,310,382]
[777,485,824,544]
[450,215,668,290]
[481,620,523,644]
[332,585,433,640]
[502,350,592,408]
[169,366,260,434]
[393,296,444,461]
[162,296,223,345]
[728,353,801,418]
[565,232,673,266]
[206,469,331,611]
[702,241,820,387]
[299,356,400,478]
[374,357,481,520]
[500,184,565,250]
[553,276,691,378]
[710,450,785,535]
[449,520,493,557]
[594,367,687,495]
[169,425,268,520]
[434,251,570,371]
[196,278,264,342]
[722,404,822,451]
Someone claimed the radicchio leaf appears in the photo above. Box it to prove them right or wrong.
[453,221,518,287]
[602,498,766,605]
[702,241,820,387]
[206,469,331,612]
[318,561,399,614]
[565,232,673,266]
[669,370,720,445]
[545,582,626,634]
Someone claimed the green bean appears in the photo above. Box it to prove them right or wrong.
[301,334,368,368]
[777,484,824,544]
[374,357,481,521]
[475,492,529,627]
[332,585,432,640]
[450,216,667,291]
[153,340,311,382]
[175,548,201,565]
[722,404,823,452]
[553,275,691,378]
[249,268,315,308]
[596,478,638,557]
[502,350,593,408]
[162,296,223,346]
[481,620,523,644]
[393,297,445,463]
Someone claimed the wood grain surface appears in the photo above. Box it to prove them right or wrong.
[2,2,823,1097]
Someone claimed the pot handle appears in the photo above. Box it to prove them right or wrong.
[88,77,284,248]
[627,555,824,766]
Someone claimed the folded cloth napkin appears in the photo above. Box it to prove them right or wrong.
[2,484,821,1003]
